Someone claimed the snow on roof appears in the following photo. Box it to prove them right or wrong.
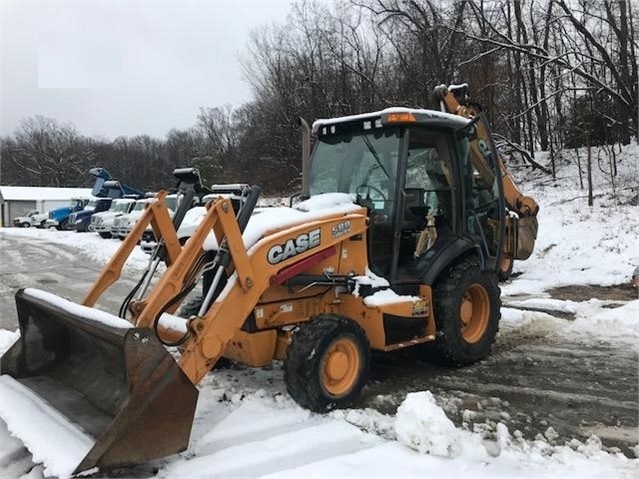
[0,186,93,201]
[312,107,469,130]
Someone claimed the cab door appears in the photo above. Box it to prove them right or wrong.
[457,113,505,271]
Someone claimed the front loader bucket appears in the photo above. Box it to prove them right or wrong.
[0,288,199,477]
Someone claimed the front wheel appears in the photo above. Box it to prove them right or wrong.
[99,232,112,239]
[284,315,370,411]
[56,219,68,230]
[430,257,501,366]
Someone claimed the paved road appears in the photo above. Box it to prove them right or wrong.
[0,232,637,465]
[0,234,139,331]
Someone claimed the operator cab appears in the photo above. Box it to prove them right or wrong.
[309,108,504,289]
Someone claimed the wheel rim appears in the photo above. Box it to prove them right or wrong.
[459,283,490,343]
[322,338,360,396]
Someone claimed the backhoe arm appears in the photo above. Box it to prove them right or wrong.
[434,84,539,218]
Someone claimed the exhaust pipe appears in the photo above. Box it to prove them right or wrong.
[298,117,310,199]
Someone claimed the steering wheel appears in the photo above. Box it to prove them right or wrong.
[356,184,387,203]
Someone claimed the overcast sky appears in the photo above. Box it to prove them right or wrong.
[0,0,293,139]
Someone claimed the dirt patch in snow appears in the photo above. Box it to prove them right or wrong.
[547,284,637,302]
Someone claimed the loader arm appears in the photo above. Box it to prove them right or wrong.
[132,197,370,384]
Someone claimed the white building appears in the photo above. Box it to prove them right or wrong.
[0,186,93,227]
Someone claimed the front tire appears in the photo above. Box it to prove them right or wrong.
[430,257,501,366]
[284,315,370,411]
[57,219,68,231]
[99,232,112,239]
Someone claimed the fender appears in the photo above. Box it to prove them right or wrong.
[418,235,483,286]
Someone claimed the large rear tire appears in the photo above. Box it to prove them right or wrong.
[284,315,370,411]
[430,257,500,366]
[497,255,514,282]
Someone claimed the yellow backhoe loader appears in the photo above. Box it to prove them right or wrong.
[0,84,538,476]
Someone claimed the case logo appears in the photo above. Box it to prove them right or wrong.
[267,228,321,264]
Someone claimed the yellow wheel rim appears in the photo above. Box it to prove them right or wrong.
[459,283,490,344]
[322,338,360,396]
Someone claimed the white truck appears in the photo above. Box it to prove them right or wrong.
[112,198,155,240]
[89,198,137,238]
[13,210,49,228]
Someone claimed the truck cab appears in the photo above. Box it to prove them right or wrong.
[45,198,89,230]
[69,198,113,232]
[90,198,137,238]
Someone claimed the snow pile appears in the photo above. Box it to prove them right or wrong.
[352,267,390,296]
[0,329,19,353]
[568,299,639,341]
[394,391,461,457]
[363,289,420,307]
[0,376,93,479]
[501,298,639,343]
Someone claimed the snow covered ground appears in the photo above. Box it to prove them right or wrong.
[0,143,637,478]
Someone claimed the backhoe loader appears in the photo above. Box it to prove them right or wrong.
[0,85,538,476]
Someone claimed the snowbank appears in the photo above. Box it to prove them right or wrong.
[504,142,639,296]
[395,391,461,457]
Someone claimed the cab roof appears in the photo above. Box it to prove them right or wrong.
[312,107,469,134]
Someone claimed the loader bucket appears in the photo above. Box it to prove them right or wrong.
[0,288,199,477]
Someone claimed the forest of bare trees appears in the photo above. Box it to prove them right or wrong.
[1,0,637,194]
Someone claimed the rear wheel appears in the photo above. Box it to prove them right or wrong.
[430,257,500,366]
[284,315,370,411]
[57,219,68,231]
[20,222,29,228]
[497,255,514,282]
[99,232,112,239]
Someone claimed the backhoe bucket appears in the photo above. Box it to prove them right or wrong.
[0,288,199,477]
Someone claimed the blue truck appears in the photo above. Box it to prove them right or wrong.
[69,197,114,232]
[44,197,90,230]
[46,168,142,231]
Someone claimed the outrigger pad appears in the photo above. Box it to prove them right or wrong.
[0,288,199,475]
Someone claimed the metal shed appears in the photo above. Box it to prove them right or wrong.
[0,186,92,227]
